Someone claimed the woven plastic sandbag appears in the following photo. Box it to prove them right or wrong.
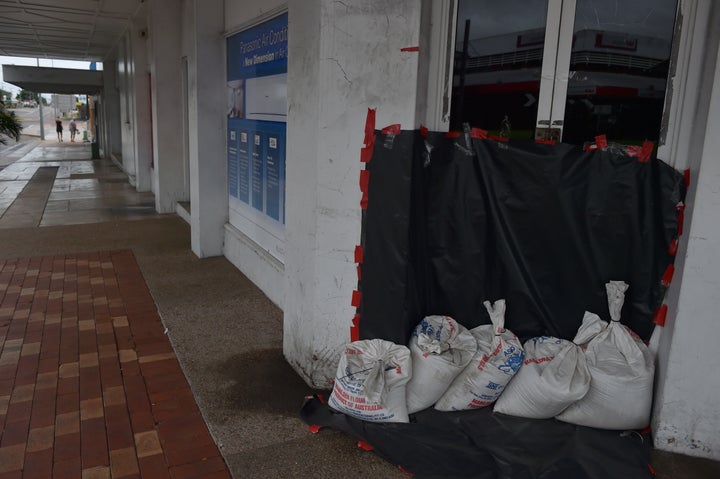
[557,281,655,429]
[406,316,477,414]
[435,300,524,411]
[328,339,412,423]
[494,335,590,419]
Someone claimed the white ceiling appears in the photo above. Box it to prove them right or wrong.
[0,0,142,61]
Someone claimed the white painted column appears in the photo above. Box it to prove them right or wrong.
[148,0,186,213]
[652,0,720,461]
[101,58,122,159]
[128,17,154,192]
[187,0,227,257]
[283,0,424,387]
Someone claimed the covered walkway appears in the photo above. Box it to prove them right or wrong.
[0,142,399,478]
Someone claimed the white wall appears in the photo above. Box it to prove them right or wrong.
[148,0,186,213]
[652,0,720,461]
[187,0,228,257]
[283,0,423,387]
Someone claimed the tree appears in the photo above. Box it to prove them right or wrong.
[0,88,12,103]
[0,103,23,144]
[15,90,38,102]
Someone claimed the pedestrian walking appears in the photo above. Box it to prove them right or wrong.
[69,119,78,142]
[56,118,63,142]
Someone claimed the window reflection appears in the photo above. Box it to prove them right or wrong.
[563,0,678,145]
[451,0,548,137]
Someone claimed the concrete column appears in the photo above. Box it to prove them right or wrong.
[129,20,153,193]
[118,35,137,180]
[652,2,720,460]
[101,58,122,158]
[187,0,227,257]
[148,0,185,213]
[283,0,423,387]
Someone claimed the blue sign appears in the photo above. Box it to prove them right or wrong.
[227,13,288,81]
[227,12,287,224]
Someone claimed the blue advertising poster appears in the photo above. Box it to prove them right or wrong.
[227,13,287,224]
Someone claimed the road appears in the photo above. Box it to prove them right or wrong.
[5,106,89,141]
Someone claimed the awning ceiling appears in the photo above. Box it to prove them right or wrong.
[0,0,142,61]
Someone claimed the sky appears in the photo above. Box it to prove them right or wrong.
[0,56,103,96]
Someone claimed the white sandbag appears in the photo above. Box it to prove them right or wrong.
[493,335,590,419]
[435,300,524,411]
[557,281,655,430]
[328,339,412,423]
[405,316,477,414]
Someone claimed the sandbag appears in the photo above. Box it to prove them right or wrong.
[405,316,477,414]
[557,281,655,429]
[435,300,524,411]
[328,339,412,423]
[494,336,590,419]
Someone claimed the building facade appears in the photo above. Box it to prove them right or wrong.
[94,0,720,461]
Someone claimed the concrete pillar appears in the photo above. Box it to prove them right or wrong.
[652,2,720,460]
[283,0,423,387]
[130,18,153,191]
[187,0,227,257]
[148,0,185,213]
[101,57,123,160]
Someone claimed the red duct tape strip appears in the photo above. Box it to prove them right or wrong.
[684,169,690,188]
[648,464,656,476]
[489,135,509,142]
[359,169,370,193]
[661,264,675,287]
[381,124,401,135]
[360,192,368,210]
[398,465,415,477]
[653,304,668,327]
[316,393,326,404]
[308,425,322,434]
[535,139,556,145]
[677,203,685,236]
[445,131,461,138]
[351,290,362,307]
[420,125,428,137]
[595,134,608,149]
[668,238,679,256]
[360,145,373,163]
[400,46,420,52]
[638,141,654,163]
[470,128,488,139]
[357,441,374,451]
[350,314,361,341]
[357,265,362,280]
[364,108,376,145]
[354,245,364,263]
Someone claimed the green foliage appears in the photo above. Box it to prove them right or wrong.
[0,88,12,102]
[15,90,38,102]
[0,103,23,144]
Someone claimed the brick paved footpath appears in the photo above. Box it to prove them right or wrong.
[0,250,231,479]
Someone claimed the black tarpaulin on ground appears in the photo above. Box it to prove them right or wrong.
[302,396,655,479]
[359,130,685,344]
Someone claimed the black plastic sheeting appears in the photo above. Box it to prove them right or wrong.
[302,396,655,479]
[305,131,685,478]
[359,131,685,344]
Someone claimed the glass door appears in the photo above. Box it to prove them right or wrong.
[451,0,678,145]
